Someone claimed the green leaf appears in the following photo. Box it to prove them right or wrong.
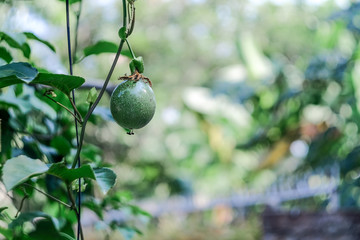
[0,207,7,213]
[0,32,31,58]
[47,162,96,183]
[50,136,71,156]
[93,167,117,194]
[82,41,132,59]
[2,155,49,191]
[0,63,85,94]
[83,41,118,56]
[59,232,76,240]
[86,87,97,104]
[31,73,85,94]
[22,43,31,59]
[29,219,65,240]
[0,226,12,239]
[9,212,64,239]
[0,46,12,63]
[9,211,51,229]
[0,62,38,82]
[23,32,56,52]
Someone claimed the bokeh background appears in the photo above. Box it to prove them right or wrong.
[2,0,360,239]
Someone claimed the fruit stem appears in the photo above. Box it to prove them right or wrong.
[125,38,136,59]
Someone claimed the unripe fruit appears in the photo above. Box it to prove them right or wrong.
[110,79,156,131]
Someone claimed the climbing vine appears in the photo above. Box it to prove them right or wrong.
[0,0,151,239]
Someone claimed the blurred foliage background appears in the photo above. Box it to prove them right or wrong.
[2,0,360,239]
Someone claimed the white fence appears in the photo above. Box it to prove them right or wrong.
[137,165,340,217]
[83,165,340,226]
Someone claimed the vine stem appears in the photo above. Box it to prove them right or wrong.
[71,0,128,169]
[15,194,28,218]
[67,185,84,240]
[125,38,136,59]
[71,1,83,238]
[65,0,82,239]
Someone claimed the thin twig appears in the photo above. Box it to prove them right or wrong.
[127,3,135,36]
[15,194,29,218]
[23,183,72,209]
[125,38,136,59]
[44,94,83,123]
[73,0,83,64]
[68,94,83,123]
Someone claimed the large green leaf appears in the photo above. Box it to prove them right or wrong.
[47,162,96,183]
[93,167,117,194]
[9,211,51,229]
[29,219,73,240]
[0,62,85,94]
[82,41,132,59]
[31,73,85,94]
[0,62,38,82]
[2,155,49,191]
[9,211,63,239]
[23,32,56,52]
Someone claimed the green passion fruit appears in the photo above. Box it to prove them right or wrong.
[110,78,156,132]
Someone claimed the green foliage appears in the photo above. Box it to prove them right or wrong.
[82,40,132,60]
[0,31,55,62]
[4,0,360,239]
[23,32,56,52]
[0,62,38,81]
[0,0,150,239]
[2,155,49,191]
[93,168,117,194]
[0,32,30,58]
[47,162,96,183]
[32,73,85,95]
[0,62,85,94]
[0,46,12,63]
[86,87,97,105]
